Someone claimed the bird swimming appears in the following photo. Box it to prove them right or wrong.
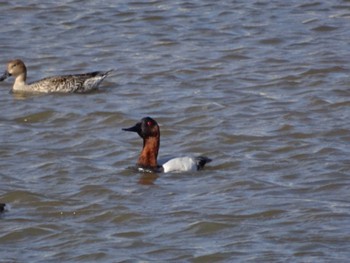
[123,117,211,173]
[0,59,112,93]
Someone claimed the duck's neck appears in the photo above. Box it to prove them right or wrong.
[138,136,159,169]
[13,73,27,91]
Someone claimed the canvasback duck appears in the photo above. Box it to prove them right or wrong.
[123,117,212,173]
[0,59,112,93]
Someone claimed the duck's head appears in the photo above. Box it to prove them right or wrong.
[0,59,27,81]
[123,117,160,139]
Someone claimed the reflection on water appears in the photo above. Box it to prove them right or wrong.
[138,173,159,185]
[1,0,350,262]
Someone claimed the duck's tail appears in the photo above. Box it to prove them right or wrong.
[82,69,114,80]
[102,69,115,77]
[195,156,212,170]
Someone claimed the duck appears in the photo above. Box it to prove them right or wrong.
[0,59,112,93]
[122,117,212,173]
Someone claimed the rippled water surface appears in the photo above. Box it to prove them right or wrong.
[1,0,350,262]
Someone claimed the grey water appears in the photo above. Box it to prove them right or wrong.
[1,0,350,262]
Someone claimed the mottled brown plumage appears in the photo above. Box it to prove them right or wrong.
[0,59,112,93]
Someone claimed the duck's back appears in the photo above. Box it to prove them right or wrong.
[161,156,211,173]
[27,71,110,93]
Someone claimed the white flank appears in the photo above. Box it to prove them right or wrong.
[162,157,197,173]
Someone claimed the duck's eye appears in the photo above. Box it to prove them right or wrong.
[146,121,152,126]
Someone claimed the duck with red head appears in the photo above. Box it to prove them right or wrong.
[123,117,211,173]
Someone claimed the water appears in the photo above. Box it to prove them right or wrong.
[1,0,350,262]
